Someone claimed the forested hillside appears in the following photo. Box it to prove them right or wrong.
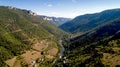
[60,9,120,34]
[64,17,120,67]
[0,6,68,67]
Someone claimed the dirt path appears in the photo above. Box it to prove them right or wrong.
[5,57,17,67]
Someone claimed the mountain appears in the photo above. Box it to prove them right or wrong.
[60,8,120,34]
[63,17,120,66]
[0,6,68,67]
[40,15,71,26]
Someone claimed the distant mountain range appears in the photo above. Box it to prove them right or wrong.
[39,15,71,26]
[60,8,120,34]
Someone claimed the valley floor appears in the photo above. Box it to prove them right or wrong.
[5,39,59,67]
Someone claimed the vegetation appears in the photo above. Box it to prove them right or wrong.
[60,8,120,34]
[63,18,120,67]
[1,5,120,67]
[0,6,68,67]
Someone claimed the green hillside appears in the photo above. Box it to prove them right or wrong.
[60,9,120,34]
[0,6,68,67]
[63,18,120,67]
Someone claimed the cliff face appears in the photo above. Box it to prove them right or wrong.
[40,15,71,26]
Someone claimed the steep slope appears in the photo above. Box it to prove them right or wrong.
[63,18,120,67]
[60,8,120,34]
[40,15,71,26]
[0,6,67,67]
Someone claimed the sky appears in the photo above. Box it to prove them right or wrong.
[0,0,120,18]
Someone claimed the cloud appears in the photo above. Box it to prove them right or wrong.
[47,4,53,7]
[44,3,53,7]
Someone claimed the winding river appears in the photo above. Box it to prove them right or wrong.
[61,44,65,57]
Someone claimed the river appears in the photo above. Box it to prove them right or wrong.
[61,44,65,57]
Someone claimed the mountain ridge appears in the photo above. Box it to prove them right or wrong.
[60,8,120,34]
[63,13,120,67]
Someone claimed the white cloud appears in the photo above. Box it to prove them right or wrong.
[44,3,53,7]
[47,4,53,7]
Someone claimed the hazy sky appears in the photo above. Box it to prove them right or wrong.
[0,0,120,18]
